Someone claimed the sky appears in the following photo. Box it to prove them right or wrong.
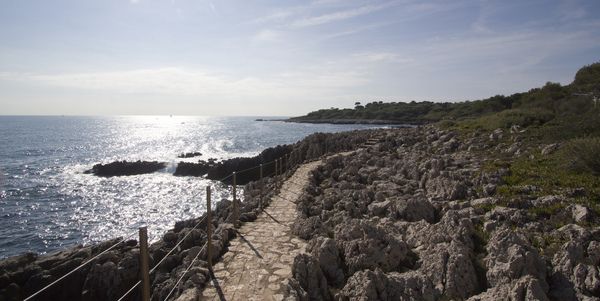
[0,0,599,116]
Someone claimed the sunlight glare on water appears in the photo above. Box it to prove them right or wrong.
[0,116,380,258]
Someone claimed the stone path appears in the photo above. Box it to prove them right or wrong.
[200,160,324,301]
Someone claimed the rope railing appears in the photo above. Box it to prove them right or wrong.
[162,242,208,301]
[115,210,210,301]
[22,148,327,301]
[23,230,138,301]
[149,215,208,275]
[217,157,280,182]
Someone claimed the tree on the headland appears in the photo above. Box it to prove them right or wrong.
[290,62,600,127]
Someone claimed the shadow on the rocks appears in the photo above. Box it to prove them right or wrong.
[209,268,227,301]
[236,231,264,259]
[274,194,296,204]
[262,209,282,225]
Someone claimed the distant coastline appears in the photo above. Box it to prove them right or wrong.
[256,117,417,125]
[285,118,417,125]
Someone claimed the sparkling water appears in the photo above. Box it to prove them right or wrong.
[0,116,379,258]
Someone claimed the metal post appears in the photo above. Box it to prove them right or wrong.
[206,186,212,267]
[138,227,151,301]
[232,172,239,228]
[275,159,278,177]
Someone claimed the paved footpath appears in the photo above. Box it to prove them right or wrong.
[200,159,324,301]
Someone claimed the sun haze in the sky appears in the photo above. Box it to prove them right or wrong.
[1,0,599,116]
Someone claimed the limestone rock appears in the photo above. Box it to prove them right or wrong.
[291,254,331,301]
[337,269,437,301]
[484,229,547,290]
[334,220,408,274]
[307,237,345,287]
[393,197,435,223]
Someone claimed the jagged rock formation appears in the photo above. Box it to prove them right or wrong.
[0,129,378,301]
[85,161,166,177]
[176,130,374,185]
[0,174,283,301]
[285,126,600,301]
[177,152,202,158]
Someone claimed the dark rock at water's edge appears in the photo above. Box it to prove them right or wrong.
[202,130,374,185]
[206,144,293,185]
[0,174,284,301]
[174,160,215,177]
[172,130,375,185]
[177,152,203,158]
[286,118,419,125]
[85,160,166,177]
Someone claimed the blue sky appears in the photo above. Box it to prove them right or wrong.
[1,0,599,116]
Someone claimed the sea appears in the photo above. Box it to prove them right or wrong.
[0,116,380,259]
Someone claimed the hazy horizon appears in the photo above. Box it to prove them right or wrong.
[1,0,599,116]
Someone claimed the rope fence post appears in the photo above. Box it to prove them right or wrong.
[285,154,289,172]
[279,156,282,175]
[232,172,239,228]
[138,227,151,301]
[206,186,212,268]
[259,164,263,209]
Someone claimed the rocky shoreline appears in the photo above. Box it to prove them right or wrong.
[0,129,377,301]
[3,125,598,300]
[86,131,373,185]
[286,119,414,125]
[283,126,599,300]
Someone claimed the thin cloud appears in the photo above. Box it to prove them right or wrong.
[1,67,369,98]
[208,2,218,15]
[558,0,587,21]
[291,1,400,28]
[352,52,413,64]
[252,29,282,42]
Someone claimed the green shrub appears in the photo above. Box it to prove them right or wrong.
[567,137,600,175]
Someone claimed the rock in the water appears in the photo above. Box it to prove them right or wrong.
[86,160,166,177]
[177,152,202,158]
[174,161,212,177]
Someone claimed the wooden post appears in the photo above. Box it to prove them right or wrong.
[259,164,263,209]
[138,227,151,301]
[232,172,239,228]
[206,186,212,267]
[279,158,282,175]
[275,159,278,177]
[260,163,263,181]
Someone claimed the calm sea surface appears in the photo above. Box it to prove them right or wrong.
[0,116,379,259]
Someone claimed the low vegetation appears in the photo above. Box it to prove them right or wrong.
[291,62,600,129]
[295,62,600,223]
